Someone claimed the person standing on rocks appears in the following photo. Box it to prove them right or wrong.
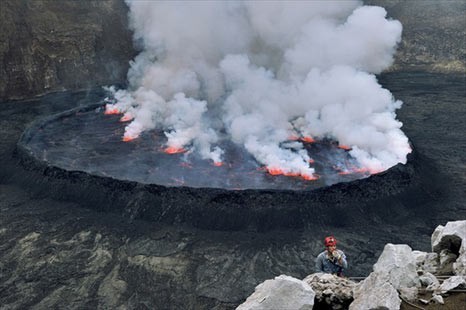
[315,236,348,277]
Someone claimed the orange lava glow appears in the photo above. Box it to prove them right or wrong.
[266,166,317,181]
[338,145,351,150]
[300,136,315,143]
[122,135,137,142]
[164,146,186,154]
[120,113,133,122]
[266,167,284,175]
[302,173,319,181]
[337,170,352,175]
[213,161,223,167]
[308,158,315,164]
[104,107,121,115]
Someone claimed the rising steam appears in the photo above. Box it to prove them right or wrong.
[105,0,411,178]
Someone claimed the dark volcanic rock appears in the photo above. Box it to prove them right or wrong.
[1,1,465,101]
[366,0,466,73]
[14,102,421,231]
[0,70,464,310]
[0,0,135,101]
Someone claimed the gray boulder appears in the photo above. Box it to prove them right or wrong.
[412,250,439,274]
[431,220,466,275]
[303,273,356,309]
[350,277,400,310]
[350,244,420,309]
[372,243,420,290]
[438,249,457,275]
[438,275,466,294]
[419,272,440,291]
[236,275,315,310]
[431,294,444,304]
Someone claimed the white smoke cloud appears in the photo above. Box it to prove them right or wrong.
[109,0,410,176]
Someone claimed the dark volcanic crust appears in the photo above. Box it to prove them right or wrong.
[16,103,419,231]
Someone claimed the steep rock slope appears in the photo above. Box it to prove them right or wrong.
[0,0,134,100]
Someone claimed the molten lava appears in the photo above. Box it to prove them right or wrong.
[213,161,223,167]
[266,167,284,176]
[335,165,377,176]
[122,135,137,142]
[301,136,316,143]
[265,166,318,181]
[164,146,187,154]
[104,105,121,115]
[338,145,351,150]
[302,173,319,181]
[120,113,134,122]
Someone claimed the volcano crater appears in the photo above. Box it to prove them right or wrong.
[16,102,417,230]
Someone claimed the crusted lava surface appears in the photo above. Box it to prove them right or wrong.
[20,103,374,190]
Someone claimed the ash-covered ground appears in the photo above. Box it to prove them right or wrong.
[0,72,465,309]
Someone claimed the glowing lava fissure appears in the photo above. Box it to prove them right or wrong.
[164,146,187,154]
[103,99,372,183]
[104,104,121,115]
[20,103,386,191]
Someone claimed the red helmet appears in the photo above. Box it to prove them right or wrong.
[324,236,337,247]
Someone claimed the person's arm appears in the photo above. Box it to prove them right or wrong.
[334,250,348,269]
[315,253,324,272]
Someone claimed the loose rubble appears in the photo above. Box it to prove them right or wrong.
[303,273,355,309]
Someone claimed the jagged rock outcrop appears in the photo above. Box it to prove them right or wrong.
[1,1,464,101]
[431,220,466,275]
[350,244,420,309]
[0,0,135,101]
[438,275,466,294]
[366,0,466,73]
[236,275,315,310]
[238,221,466,309]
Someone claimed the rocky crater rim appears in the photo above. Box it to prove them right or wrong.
[13,101,418,230]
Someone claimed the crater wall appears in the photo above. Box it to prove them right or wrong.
[1,0,464,100]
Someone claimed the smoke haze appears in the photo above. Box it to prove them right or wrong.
[106,0,411,178]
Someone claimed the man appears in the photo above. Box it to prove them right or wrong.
[315,236,348,276]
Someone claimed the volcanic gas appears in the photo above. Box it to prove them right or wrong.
[20,2,413,193]
[20,103,382,190]
[101,1,411,184]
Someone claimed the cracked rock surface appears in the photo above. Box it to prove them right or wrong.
[0,73,465,308]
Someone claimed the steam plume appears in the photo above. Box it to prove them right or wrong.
[106,0,411,177]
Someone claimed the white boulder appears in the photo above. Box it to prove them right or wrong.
[419,272,440,290]
[350,279,400,310]
[350,244,420,309]
[412,250,439,274]
[236,275,315,310]
[438,275,466,294]
[431,294,444,304]
[372,244,420,289]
